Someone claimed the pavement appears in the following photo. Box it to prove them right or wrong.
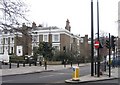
[0,63,90,76]
[0,63,119,83]
[65,67,119,83]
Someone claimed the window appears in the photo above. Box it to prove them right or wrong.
[77,40,79,45]
[0,46,3,53]
[10,37,14,43]
[81,38,84,43]
[53,34,60,42]
[16,46,23,56]
[43,35,48,42]
[12,38,14,43]
[33,35,39,42]
[0,38,3,44]
[5,38,8,44]
[11,47,13,54]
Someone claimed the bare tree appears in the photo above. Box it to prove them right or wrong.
[0,0,29,29]
[99,30,108,60]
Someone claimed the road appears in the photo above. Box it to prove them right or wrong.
[2,64,90,83]
[1,79,119,85]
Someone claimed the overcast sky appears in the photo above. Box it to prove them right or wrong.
[26,0,119,37]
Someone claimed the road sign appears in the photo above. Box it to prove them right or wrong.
[94,41,99,49]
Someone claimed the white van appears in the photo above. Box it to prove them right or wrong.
[0,51,9,64]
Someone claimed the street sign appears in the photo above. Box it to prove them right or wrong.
[94,41,99,49]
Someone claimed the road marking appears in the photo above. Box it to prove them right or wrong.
[39,75,54,78]
[2,79,14,83]
[39,73,70,79]
[52,73,71,75]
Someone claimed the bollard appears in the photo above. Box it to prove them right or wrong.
[29,62,31,66]
[39,61,42,66]
[71,61,72,67]
[104,61,106,72]
[45,61,47,70]
[23,62,25,67]
[64,61,66,68]
[17,61,19,68]
[100,69,103,75]
[72,66,80,81]
[34,61,37,66]
[95,61,97,75]
[9,62,11,69]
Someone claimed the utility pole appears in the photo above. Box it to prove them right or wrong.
[109,33,111,77]
[91,0,94,76]
[97,0,100,77]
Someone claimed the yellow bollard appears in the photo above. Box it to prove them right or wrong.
[72,66,80,81]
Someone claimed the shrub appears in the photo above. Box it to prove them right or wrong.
[10,55,25,63]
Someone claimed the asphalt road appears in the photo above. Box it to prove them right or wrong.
[1,79,119,85]
[2,64,91,83]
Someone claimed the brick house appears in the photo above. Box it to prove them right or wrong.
[80,35,91,62]
[31,20,81,57]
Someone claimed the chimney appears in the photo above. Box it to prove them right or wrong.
[32,22,36,29]
[65,19,71,32]
[22,23,26,27]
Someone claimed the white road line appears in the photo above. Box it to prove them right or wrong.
[39,75,54,78]
[39,73,70,79]
[2,79,14,83]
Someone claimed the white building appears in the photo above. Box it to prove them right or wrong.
[0,29,23,56]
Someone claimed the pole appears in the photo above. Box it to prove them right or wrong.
[9,62,11,69]
[17,61,19,68]
[23,61,25,67]
[71,61,72,67]
[97,0,100,77]
[45,61,47,70]
[116,48,117,67]
[109,33,111,77]
[91,0,94,76]
[104,56,106,71]
[95,58,97,75]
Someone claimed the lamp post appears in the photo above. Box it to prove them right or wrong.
[97,0,100,77]
[91,0,94,76]
[108,33,111,77]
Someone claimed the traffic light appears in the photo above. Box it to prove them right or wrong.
[106,40,110,48]
[111,36,116,51]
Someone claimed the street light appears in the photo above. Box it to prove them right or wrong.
[97,0,100,77]
[91,0,94,76]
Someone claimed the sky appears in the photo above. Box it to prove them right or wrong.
[25,0,119,37]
